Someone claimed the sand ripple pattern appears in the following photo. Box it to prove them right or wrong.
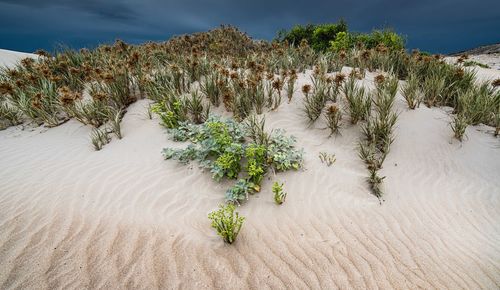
[1,75,500,289]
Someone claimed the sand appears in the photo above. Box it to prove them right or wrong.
[1,50,499,289]
[0,49,38,69]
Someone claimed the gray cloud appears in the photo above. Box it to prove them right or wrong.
[0,0,499,53]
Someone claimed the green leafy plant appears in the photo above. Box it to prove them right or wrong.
[272,181,287,204]
[225,179,258,203]
[151,97,187,129]
[208,203,245,244]
[212,143,243,181]
[267,130,304,171]
[245,143,267,185]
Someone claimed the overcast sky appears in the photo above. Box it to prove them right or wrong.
[0,0,499,54]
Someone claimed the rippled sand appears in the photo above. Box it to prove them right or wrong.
[1,51,499,289]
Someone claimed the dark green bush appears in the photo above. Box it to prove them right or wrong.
[276,20,347,51]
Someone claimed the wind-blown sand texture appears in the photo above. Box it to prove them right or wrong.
[1,50,499,289]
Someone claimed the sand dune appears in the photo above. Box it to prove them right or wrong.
[1,50,499,289]
[0,49,38,69]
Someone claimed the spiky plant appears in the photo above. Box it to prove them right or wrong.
[401,73,421,109]
[244,114,270,146]
[107,106,124,139]
[271,77,284,110]
[450,113,468,142]
[200,70,223,107]
[343,77,371,124]
[368,168,385,200]
[90,127,110,150]
[422,73,446,107]
[186,90,206,124]
[286,69,297,103]
[324,105,342,136]
[303,86,327,123]
[0,102,22,128]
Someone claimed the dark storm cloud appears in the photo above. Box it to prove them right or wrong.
[0,0,136,20]
[0,0,499,53]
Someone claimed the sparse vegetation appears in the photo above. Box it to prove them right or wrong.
[161,115,303,204]
[90,127,110,151]
[319,152,336,166]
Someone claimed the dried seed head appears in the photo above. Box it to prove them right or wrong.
[34,49,51,58]
[302,84,311,94]
[334,74,346,85]
[0,82,14,95]
[328,105,339,115]
[374,74,385,85]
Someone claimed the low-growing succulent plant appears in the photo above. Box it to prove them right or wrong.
[225,179,258,203]
[267,129,304,171]
[208,203,245,244]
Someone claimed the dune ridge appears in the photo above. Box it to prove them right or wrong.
[0,50,500,289]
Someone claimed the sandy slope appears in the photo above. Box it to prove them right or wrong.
[1,50,499,289]
[0,49,38,69]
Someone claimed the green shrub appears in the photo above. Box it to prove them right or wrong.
[208,204,245,244]
[330,31,351,52]
[311,21,348,51]
[275,24,316,46]
[276,21,347,52]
